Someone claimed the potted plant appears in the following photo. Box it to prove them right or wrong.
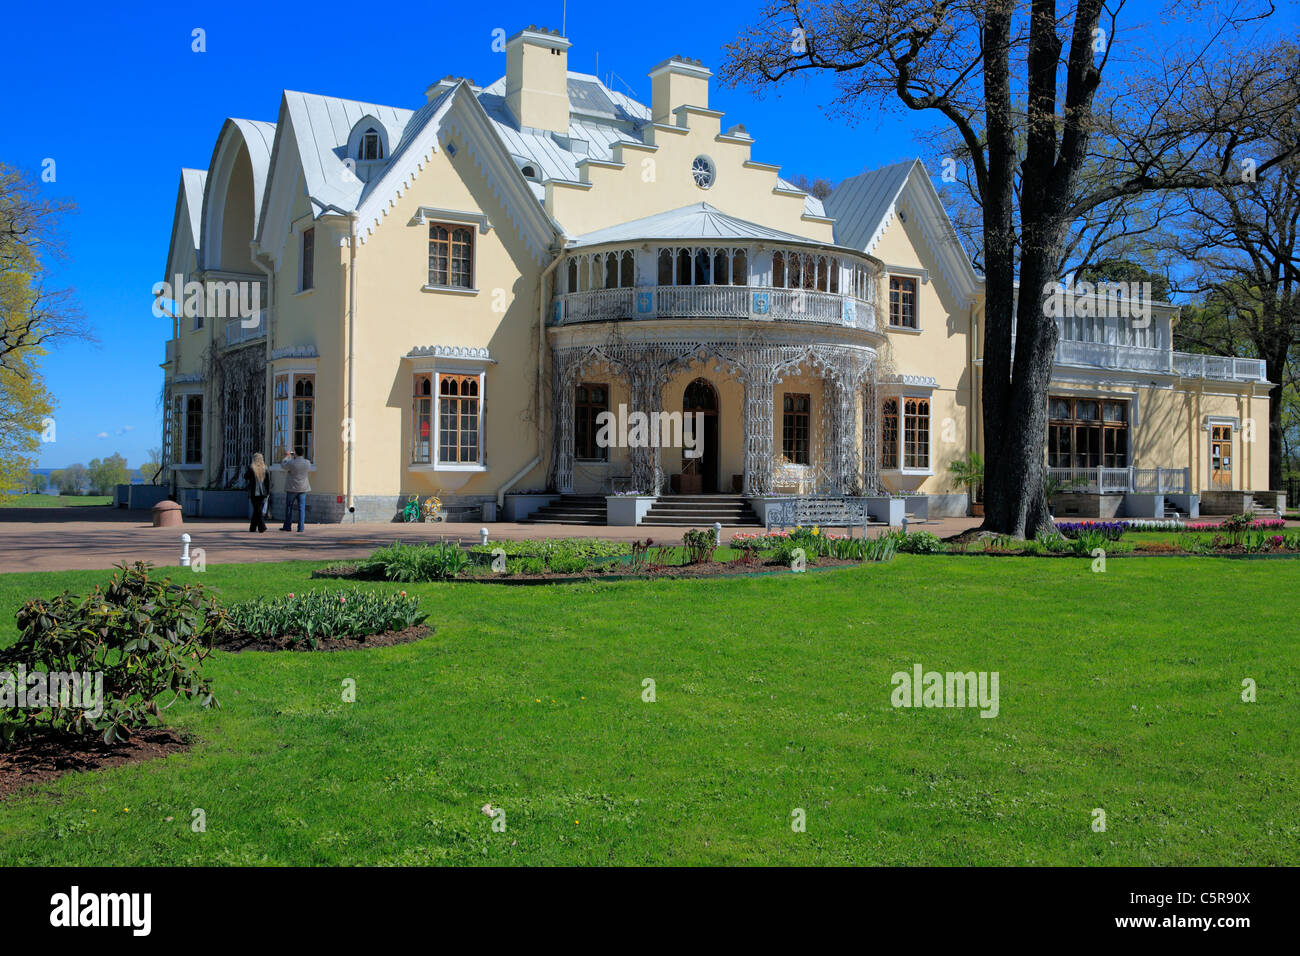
[949,452,984,516]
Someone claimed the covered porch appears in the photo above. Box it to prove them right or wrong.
[548,323,883,500]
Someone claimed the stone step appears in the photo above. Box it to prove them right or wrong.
[640,519,763,527]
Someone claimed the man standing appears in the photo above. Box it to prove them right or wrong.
[279,450,312,532]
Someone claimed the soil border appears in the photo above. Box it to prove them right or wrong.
[0,726,191,800]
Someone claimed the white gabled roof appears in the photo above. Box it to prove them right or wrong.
[281,90,414,214]
[569,202,831,248]
[229,119,277,232]
[179,168,207,247]
[824,159,915,253]
[184,68,837,268]
[826,158,979,300]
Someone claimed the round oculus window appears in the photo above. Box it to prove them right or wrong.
[691,155,716,189]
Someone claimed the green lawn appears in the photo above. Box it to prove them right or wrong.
[0,494,113,508]
[0,555,1296,865]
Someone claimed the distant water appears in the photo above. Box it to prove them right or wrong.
[18,467,147,495]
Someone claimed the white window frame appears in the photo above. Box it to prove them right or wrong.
[407,365,488,473]
[171,388,204,470]
[412,207,490,295]
[270,366,319,469]
[880,387,934,476]
[885,268,926,332]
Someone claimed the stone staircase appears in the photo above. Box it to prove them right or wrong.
[522,495,607,526]
[1162,497,1187,520]
[639,495,762,528]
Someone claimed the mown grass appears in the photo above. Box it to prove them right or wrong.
[0,555,1296,865]
[0,494,113,508]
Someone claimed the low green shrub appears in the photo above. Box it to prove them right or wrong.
[224,588,427,648]
[1071,529,1110,556]
[682,529,717,564]
[545,554,589,574]
[360,541,470,582]
[0,562,224,745]
[1035,529,1070,553]
[896,530,945,554]
[469,538,630,561]
[517,556,546,575]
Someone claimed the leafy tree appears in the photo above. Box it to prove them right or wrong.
[0,163,84,498]
[722,1,1300,535]
[0,355,51,500]
[1159,121,1300,490]
[1077,258,1171,304]
[87,453,129,495]
[20,468,45,494]
[56,463,88,495]
[137,455,161,484]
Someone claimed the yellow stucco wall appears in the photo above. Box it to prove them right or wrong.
[166,45,1277,509]
[869,193,974,495]
[547,109,833,242]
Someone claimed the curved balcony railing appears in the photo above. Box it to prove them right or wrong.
[552,285,876,332]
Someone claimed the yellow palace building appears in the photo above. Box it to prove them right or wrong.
[159,25,1276,526]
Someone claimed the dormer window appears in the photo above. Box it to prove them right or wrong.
[521,164,538,181]
[359,128,384,161]
[347,118,389,165]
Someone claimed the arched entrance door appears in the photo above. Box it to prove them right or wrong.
[682,378,720,494]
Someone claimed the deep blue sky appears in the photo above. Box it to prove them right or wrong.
[5,0,1293,469]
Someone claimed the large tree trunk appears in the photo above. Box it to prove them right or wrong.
[1264,350,1286,491]
[980,0,1105,538]
[978,0,1019,535]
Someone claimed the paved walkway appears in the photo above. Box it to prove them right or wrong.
[0,505,983,573]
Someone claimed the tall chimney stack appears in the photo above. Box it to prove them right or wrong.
[505,26,571,134]
[649,56,712,126]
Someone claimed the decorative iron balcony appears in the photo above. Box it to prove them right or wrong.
[551,285,876,331]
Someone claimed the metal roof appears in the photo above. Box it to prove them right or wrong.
[180,169,207,247]
[281,90,414,214]
[823,158,917,252]
[274,72,827,223]
[569,202,829,248]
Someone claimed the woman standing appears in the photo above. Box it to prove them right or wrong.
[245,453,269,533]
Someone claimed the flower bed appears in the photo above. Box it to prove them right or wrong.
[1185,518,1285,532]
[218,588,430,651]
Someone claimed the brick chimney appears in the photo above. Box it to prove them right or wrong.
[649,56,712,125]
[505,26,571,134]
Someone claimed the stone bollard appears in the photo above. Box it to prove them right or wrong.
[901,516,909,535]
[479,527,489,546]
[180,533,192,567]
[713,521,722,547]
[152,499,183,528]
